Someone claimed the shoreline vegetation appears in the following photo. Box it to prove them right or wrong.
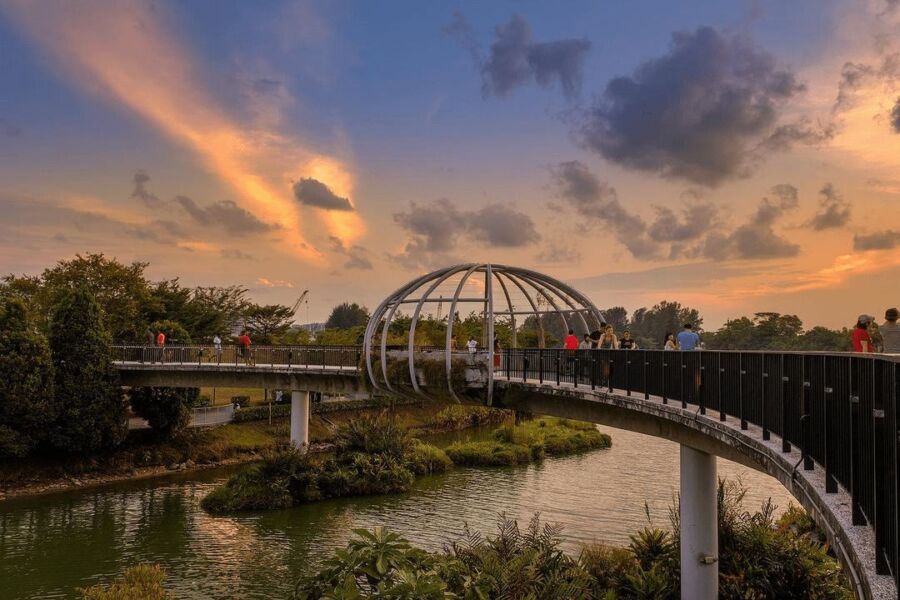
[200,414,611,513]
[83,481,851,600]
[0,403,508,501]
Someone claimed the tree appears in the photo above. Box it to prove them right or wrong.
[630,301,703,349]
[600,306,629,333]
[325,302,369,330]
[0,299,54,457]
[147,280,248,342]
[130,320,197,439]
[244,304,295,343]
[48,286,128,452]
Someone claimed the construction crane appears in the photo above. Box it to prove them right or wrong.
[291,290,309,316]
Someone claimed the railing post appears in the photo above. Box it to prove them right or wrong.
[802,362,813,470]
[718,353,726,422]
[506,348,511,381]
[824,360,837,494]
[555,352,560,386]
[662,357,668,405]
[680,352,687,409]
[607,350,613,393]
[539,349,544,384]
[625,352,631,397]
[739,353,747,430]
[573,355,579,388]
[643,353,649,400]
[699,362,706,415]
[781,355,791,453]
[762,361,770,441]
[850,358,866,526]
[591,354,597,391]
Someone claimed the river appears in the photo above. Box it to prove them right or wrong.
[0,426,795,599]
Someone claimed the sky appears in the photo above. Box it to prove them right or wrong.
[1,0,899,329]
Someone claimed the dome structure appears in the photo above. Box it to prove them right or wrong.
[363,264,605,404]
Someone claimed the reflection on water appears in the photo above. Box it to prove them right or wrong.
[0,426,794,599]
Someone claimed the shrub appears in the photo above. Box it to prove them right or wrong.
[407,440,453,476]
[129,387,196,439]
[445,441,532,466]
[79,565,170,600]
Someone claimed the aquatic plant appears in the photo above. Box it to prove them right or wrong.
[80,565,171,600]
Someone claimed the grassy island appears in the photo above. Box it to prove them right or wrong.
[202,414,612,513]
[445,417,612,466]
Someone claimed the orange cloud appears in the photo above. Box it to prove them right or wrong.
[2,0,362,260]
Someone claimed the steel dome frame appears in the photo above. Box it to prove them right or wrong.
[363,264,605,404]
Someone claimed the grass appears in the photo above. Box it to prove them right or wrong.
[79,565,170,600]
[446,417,611,467]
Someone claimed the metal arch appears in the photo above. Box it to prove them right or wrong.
[407,264,471,394]
[485,264,495,406]
[510,266,606,330]
[516,270,591,334]
[494,272,517,348]
[495,270,545,348]
[444,264,482,403]
[364,270,438,390]
[502,271,571,339]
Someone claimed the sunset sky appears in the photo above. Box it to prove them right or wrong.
[1,0,899,329]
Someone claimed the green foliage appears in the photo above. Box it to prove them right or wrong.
[298,487,852,600]
[146,279,248,342]
[244,303,295,343]
[48,286,128,453]
[202,416,445,513]
[0,298,54,457]
[129,387,196,439]
[326,302,370,329]
[447,417,611,465]
[629,301,703,349]
[79,564,171,600]
[425,405,509,431]
[705,312,852,352]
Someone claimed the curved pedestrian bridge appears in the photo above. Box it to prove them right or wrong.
[112,342,900,599]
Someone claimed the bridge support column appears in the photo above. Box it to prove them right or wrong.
[290,390,310,452]
[680,444,718,600]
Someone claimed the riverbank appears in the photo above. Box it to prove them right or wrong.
[0,403,508,500]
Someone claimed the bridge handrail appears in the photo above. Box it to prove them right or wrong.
[110,343,364,369]
[500,347,900,587]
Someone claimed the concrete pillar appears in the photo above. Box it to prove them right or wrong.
[680,444,718,600]
[290,390,310,452]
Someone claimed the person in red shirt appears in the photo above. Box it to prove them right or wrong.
[238,332,253,365]
[852,315,874,352]
[563,329,579,350]
[155,331,166,363]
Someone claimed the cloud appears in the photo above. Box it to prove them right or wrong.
[220,248,255,260]
[853,230,900,251]
[174,195,276,235]
[576,27,813,186]
[467,204,540,247]
[0,117,22,137]
[696,186,799,260]
[391,199,538,267]
[834,53,900,112]
[808,183,851,230]
[447,13,590,99]
[2,0,358,259]
[256,277,294,288]
[648,204,718,243]
[293,177,354,211]
[328,236,373,270]
[892,98,900,133]
[131,171,163,209]
[535,242,582,264]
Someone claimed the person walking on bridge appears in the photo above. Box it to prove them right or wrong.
[155,329,166,363]
[212,334,222,363]
[881,308,900,353]
[238,331,253,365]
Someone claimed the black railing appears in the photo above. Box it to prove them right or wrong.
[111,344,362,370]
[503,347,900,586]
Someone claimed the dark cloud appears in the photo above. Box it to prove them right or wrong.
[853,230,900,251]
[467,204,540,247]
[891,98,900,133]
[447,13,590,99]
[131,170,163,209]
[696,186,799,260]
[293,178,354,211]
[808,183,851,230]
[328,236,374,270]
[535,242,582,264]
[174,195,275,235]
[576,27,810,186]
[0,118,22,137]
[648,204,717,243]
[834,53,900,113]
[391,198,538,267]
[220,249,255,260]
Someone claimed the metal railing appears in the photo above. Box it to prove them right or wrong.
[112,344,362,370]
[502,347,900,585]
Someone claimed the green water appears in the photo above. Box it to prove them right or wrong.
[0,427,794,599]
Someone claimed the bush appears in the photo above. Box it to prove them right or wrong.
[445,441,532,466]
[80,565,170,600]
[129,387,196,439]
[407,440,453,476]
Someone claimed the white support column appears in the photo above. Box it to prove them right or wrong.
[290,390,310,452]
[680,444,718,600]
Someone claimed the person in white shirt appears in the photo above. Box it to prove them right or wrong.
[212,334,222,361]
[467,336,478,353]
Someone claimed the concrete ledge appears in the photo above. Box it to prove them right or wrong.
[116,363,362,393]
[494,380,896,600]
